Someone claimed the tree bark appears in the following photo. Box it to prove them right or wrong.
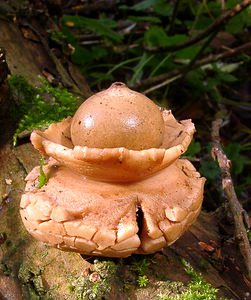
[0,6,92,299]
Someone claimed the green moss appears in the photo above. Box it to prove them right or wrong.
[157,259,227,300]
[40,248,49,259]
[37,157,48,189]
[156,281,188,299]
[18,263,49,299]
[198,259,210,270]
[137,274,149,288]
[68,259,117,300]
[48,29,67,45]
[7,206,16,216]
[0,262,11,276]
[3,239,26,260]
[8,74,81,146]
[130,257,150,288]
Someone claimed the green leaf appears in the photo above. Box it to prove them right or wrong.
[153,0,172,16]
[144,26,168,48]
[90,72,113,81]
[200,160,220,181]
[37,157,48,189]
[164,34,187,46]
[225,5,251,34]
[175,44,201,60]
[224,143,250,175]
[220,73,238,83]
[107,57,140,75]
[149,54,171,77]
[184,69,206,95]
[194,16,213,30]
[226,0,241,9]
[226,15,245,33]
[71,46,93,65]
[61,25,77,45]
[185,140,201,157]
[128,15,161,23]
[130,0,172,16]
[217,62,242,73]
[130,0,159,11]
[210,65,239,83]
[129,52,154,85]
[145,26,187,49]
[90,46,108,60]
[48,29,67,45]
[62,15,123,42]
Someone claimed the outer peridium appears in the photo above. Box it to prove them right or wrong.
[30,110,195,182]
[20,158,205,258]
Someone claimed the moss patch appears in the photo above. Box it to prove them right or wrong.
[130,257,150,288]
[18,263,49,299]
[157,259,227,300]
[8,74,81,146]
[37,157,48,189]
[68,259,117,300]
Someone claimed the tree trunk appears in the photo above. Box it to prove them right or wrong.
[0,6,92,299]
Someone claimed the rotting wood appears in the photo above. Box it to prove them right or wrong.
[0,7,93,298]
[211,118,251,281]
[0,17,91,98]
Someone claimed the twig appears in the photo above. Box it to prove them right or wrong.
[146,0,251,53]
[168,0,182,35]
[171,0,251,50]
[139,0,251,93]
[195,41,251,66]
[66,0,117,14]
[211,118,251,281]
[143,74,182,95]
[181,31,218,79]
[140,41,251,94]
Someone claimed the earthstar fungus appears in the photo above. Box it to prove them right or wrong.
[20,82,205,257]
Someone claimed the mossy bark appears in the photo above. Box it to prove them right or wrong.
[0,7,92,299]
[0,144,90,299]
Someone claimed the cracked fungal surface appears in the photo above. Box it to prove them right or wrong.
[20,82,205,257]
[20,159,205,257]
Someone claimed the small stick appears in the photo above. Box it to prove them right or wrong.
[169,0,251,51]
[145,0,251,53]
[167,0,182,35]
[141,41,251,94]
[211,118,251,280]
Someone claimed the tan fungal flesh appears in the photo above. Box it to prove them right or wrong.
[20,159,205,257]
[31,110,195,182]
